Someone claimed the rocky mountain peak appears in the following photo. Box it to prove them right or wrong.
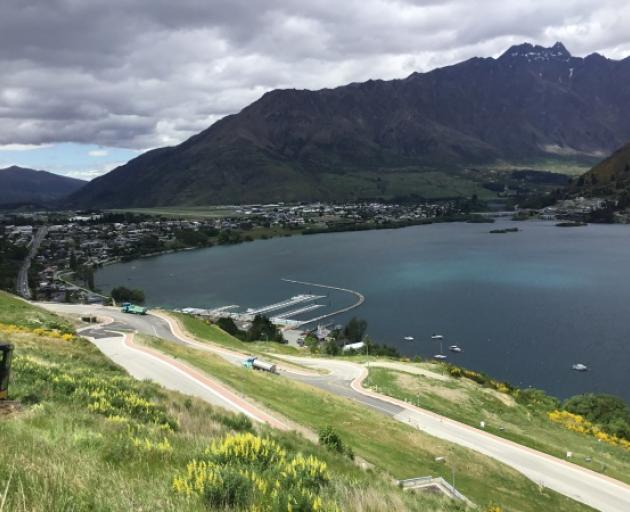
[500,41,572,62]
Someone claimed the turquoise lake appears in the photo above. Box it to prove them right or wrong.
[96,220,630,402]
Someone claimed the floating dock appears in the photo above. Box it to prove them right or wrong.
[272,303,324,320]
[247,294,324,315]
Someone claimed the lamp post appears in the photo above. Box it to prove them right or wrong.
[365,338,369,386]
[435,456,456,493]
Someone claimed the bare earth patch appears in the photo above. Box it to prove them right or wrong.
[395,372,469,403]
[481,387,516,407]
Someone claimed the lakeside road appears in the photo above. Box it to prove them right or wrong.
[39,303,630,512]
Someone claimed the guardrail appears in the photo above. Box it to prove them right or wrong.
[397,476,434,488]
[396,476,474,505]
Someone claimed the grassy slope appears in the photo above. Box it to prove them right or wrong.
[139,332,594,512]
[174,313,301,356]
[367,364,630,484]
[0,291,451,512]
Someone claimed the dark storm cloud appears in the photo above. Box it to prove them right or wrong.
[1,0,629,150]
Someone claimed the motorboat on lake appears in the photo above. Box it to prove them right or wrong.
[431,334,444,340]
[572,363,588,372]
[404,336,414,341]
[433,354,447,360]
[449,345,462,353]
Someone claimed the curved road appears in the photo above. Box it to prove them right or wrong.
[41,303,630,512]
[50,304,288,429]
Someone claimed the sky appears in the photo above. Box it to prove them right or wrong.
[2,0,630,181]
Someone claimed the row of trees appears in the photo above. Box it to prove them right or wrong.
[216,315,284,343]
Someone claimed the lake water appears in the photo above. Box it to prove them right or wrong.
[96,220,630,402]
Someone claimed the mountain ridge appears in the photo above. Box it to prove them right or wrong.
[71,42,630,207]
[0,166,86,207]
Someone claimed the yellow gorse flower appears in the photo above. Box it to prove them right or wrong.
[548,410,630,451]
[173,433,335,511]
[0,322,76,341]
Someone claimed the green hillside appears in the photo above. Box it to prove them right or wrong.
[0,292,452,511]
[573,142,630,203]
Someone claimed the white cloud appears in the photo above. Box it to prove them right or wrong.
[88,149,109,157]
[0,143,53,151]
[0,0,629,150]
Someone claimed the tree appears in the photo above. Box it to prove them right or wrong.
[318,425,354,459]
[111,286,145,304]
[322,339,340,356]
[216,317,241,337]
[246,315,284,343]
[343,317,367,343]
[69,251,78,270]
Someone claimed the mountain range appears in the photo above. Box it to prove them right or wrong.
[0,166,85,207]
[71,42,630,207]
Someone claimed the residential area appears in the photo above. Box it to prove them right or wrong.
[0,201,466,302]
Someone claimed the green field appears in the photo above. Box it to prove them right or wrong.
[367,364,630,484]
[316,170,496,201]
[0,291,452,511]
[140,332,594,512]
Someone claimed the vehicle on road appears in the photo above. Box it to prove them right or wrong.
[121,303,148,315]
[242,356,277,373]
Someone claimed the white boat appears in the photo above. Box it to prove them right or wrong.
[431,334,444,340]
[404,336,414,341]
[572,363,588,372]
[433,354,447,360]
[449,345,462,353]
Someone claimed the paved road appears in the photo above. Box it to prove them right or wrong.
[281,357,630,512]
[44,303,288,428]
[17,227,48,299]
[40,303,630,512]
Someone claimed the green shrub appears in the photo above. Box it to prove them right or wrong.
[202,465,253,509]
[173,433,334,511]
[319,425,354,460]
[564,394,630,440]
